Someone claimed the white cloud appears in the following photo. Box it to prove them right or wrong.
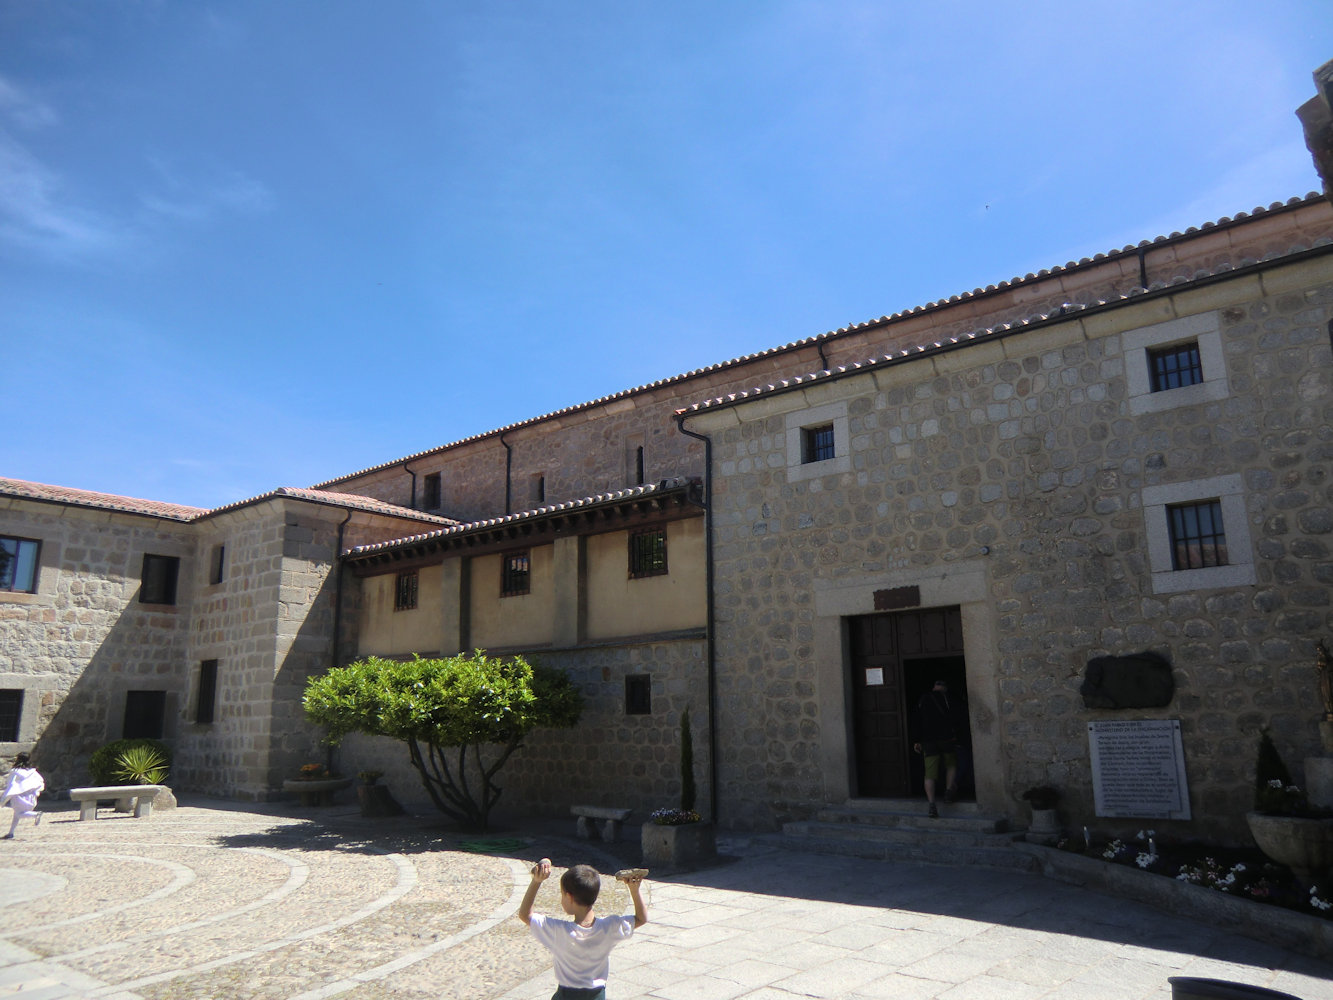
[0,128,119,256]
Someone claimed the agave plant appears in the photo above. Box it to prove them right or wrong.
[113,745,168,785]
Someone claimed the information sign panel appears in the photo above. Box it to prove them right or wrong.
[1088,719,1191,820]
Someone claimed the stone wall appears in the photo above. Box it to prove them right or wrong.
[690,254,1333,842]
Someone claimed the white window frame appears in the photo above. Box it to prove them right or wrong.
[1142,474,1255,594]
[786,401,851,483]
[1124,312,1227,416]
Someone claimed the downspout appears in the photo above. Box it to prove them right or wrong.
[500,432,514,515]
[816,337,829,371]
[1136,245,1150,291]
[331,509,353,669]
[404,463,419,509]
[674,413,718,824]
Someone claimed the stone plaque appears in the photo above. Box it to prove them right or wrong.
[873,586,920,611]
[1088,719,1191,820]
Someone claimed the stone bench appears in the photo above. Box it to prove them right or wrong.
[69,785,165,821]
[571,805,632,842]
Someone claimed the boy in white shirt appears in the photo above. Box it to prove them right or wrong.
[517,858,647,1000]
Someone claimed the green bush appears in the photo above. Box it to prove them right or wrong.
[89,738,172,786]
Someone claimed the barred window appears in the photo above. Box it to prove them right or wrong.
[0,690,21,741]
[0,536,39,593]
[629,528,667,579]
[1168,499,1228,570]
[802,424,836,463]
[501,551,530,597]
[1148,342,1203,392]
[394,571,418,611]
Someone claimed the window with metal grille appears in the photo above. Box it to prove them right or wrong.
[501,551,530,596]
[0,690,22,742]
[1167,499,1228,570]
[1148,342,1203,392]
[629,528,667,578]
[802,424,836,463]
[423,473,441,510]
[0,536,39,593]
[140,554,179,605]
[208,544,225,585]
[394,571,418,611]
[625,675,651,715]
[196,660,218,724]
[123,690,166,739]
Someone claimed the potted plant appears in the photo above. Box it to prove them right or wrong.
[281,762,352,806]
[1021,785,1062,845]
[641,708,716,867]
[1245,728,1333,886]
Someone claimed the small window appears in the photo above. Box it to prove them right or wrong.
[394,571,419,611]
[208,544,225,585]
[0,536,39,594]
[532,475,546,506]
[140,554,180,605]
[196,660,218,724]
[1148,342,1203,392]
[625,675,651,715]
[501,551,530,597]
[802,424,836,464]
[1168,499,1228,570]
[123,690,166,739]
[635,446,645,486]
[0,690,22,741]
[629,528,667,579]
[422,473,441,510]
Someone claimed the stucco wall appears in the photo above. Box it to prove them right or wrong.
[690,255,1333,840]
[585,519,707,640]
[356,564,445,656]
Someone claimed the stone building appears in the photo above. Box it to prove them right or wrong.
[1,193,1330,842]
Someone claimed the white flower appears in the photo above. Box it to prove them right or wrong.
[1268,778,1285,788]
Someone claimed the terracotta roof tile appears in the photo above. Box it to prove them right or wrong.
[0,478,208,522]
[202,487,460,524]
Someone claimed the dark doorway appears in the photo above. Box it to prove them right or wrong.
[848,606,971,799]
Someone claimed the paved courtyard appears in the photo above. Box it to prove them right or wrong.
[0,798,1329,1000]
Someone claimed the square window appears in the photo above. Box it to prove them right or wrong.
[629,528,667,578]
[422,473,441,510]
[123,690,166,739]
[1167,499,1228,570]
[0,690,22,741]
[502,551,530,597]
[140,554,180,605]
[196,660,218,724]
[0,536,39,593]
[394,571,419,611]
[208,544,225,585]
[802,424,836,464]
[625,675,651,715]
[1148,342,1203,392]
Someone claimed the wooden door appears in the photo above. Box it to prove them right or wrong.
[848,614,910,797]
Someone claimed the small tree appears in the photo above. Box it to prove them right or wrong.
[302,652,581,830]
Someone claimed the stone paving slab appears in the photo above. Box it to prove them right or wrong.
[0,799,1328,1000]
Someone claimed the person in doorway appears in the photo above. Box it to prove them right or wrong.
[517,858,648,1000]
[914,679,966,818]
[1,753,44,839]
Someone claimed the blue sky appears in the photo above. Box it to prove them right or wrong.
[2,2,1329,510]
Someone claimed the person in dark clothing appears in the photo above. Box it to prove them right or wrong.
[914,680,967,818]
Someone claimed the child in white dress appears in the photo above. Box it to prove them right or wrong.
[1,753,44,839]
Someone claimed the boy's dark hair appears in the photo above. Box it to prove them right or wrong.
[560,865,602,908]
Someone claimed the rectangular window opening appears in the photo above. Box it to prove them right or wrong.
[394,571,419,611]
[625,675,651,715]
[208,544,225,585]
[502,551,531,597]
[1148,342,1203,392]
[0,690,22,742]
[123,690,167,739]
[802,424,836,464]
[629,528,668,579]
[422,473,441,510]
[635,446,645,486]
[532,475,546,506]
[0,536,40,594]
[140,554,180,605]
[196,660,218,724]
[1168,499,1228,570]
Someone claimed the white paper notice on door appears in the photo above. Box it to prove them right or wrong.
[865,668,884,686]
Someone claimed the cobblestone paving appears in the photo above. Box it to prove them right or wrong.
[0,799,1330,1000]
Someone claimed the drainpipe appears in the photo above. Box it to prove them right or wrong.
[331,509,353,669]
[816,337,829,372]
[674,413,718,824]
[500,432,514,515]
[404,463,419,509]
[1136,245,1150,291]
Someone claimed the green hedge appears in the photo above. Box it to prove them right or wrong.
[88,738,172,786]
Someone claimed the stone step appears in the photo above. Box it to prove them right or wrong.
[814,798,1009,834]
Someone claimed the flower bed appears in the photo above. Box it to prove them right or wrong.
[1054,830,1332,918]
